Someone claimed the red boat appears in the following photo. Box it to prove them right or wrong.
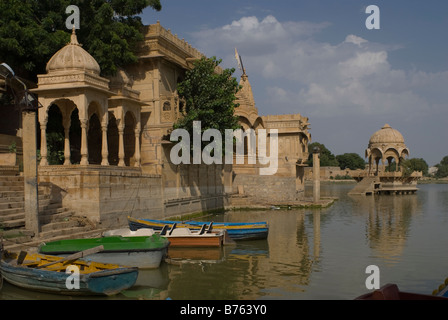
[355,283,448,300]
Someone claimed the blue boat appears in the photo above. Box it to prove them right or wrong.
[128,217,269,241]
[0,251,138,296]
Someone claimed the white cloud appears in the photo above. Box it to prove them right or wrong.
[344,35,368,47]
[188,15,448,163]
[190,15,448,120]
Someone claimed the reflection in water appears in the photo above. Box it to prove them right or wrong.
[350,193,420,264]
[2,183,448,300]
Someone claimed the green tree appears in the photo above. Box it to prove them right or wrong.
[0,0,162,80]
[435,156,448,178]
[336,153,366,170]
[307,142,339,167]
[174,56,240,145]
[401,158,429,176]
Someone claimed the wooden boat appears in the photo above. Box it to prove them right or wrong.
[0,249,138,296]
[38,234,170,269]
[105,224,224,248]
[355,283,448,300]
[128,217,269,241]
[432,278,448,297]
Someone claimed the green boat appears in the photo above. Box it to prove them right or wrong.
[39,234,170,269]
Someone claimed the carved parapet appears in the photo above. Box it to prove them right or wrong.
[138,23,205,69]
[36,71,110,92]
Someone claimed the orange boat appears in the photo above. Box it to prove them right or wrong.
[355,283,448,300]
[160,223,224,248]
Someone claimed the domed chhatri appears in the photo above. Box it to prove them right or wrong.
[365,124,410,175]
[349,123,422,196]
[46,28,101,75]
[369,124,405,145]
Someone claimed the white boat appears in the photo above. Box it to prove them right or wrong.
[106,224,225,248]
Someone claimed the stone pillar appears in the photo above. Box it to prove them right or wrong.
[118,123,125,167]
[312,147,320,203]
[63,120,71,165]
[80,118,89,165]
[39,121,48,166]
[101,124,109,166]
[134,123,141,167]
[22,111,39,235]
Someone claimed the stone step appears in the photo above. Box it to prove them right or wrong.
[40,219,81,233]
[0,228,35,246]
[0,195,23,203]
[0,180,24,187]
[38,225,99,243]
[0,215,25,229]
[0,194,49,204]
[0,201,24,210]
[39,206,70,217]
[0,176,23,182]
[0,185,25,192]
[0,208,72,227]
[39,209,74,224]
[0,190,24,199]
[0,207,24,215]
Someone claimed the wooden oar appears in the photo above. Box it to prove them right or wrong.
[37,245,104,269]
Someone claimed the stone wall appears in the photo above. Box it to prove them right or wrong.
[232,173,303,205]
[38,166,164,228]
[160,145,233,218]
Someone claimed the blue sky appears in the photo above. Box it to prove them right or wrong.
[141,1,448,166]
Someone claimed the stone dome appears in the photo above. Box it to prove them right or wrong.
[369,124,405,145]
[46,29,100,75]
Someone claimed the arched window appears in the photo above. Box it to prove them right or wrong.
[163,101,171,111]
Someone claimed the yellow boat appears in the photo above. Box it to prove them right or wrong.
[128,217,269,241]
[0,250,138,296]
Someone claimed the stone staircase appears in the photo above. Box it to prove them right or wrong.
[0,171,102,252]
[348,176,379,195]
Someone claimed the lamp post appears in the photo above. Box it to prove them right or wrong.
[0,63,40,236]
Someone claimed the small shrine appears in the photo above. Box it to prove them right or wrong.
[349,124,422,195]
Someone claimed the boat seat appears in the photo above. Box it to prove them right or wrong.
[207,222,214,233]
[199,224,207,235]
[160,225,169,236]
[169,223,177,236]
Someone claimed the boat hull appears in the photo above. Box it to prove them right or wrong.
[166,235,223,247]
[128,217,269,241]
[39,236,170,269]
[0,256,138,296]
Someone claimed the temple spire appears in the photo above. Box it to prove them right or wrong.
[70,26,81,46]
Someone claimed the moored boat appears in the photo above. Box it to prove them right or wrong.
[432,278,448,297]
[0,250,138,296]
[105,224,224,248]
[355,283,448,300]
[128,217,269,241]
[38,234,170,269]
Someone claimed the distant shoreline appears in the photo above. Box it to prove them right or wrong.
[305,177,448,184]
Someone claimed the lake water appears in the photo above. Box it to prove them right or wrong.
[2,182,448,300]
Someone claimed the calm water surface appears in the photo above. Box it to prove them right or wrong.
[2,182,448,300]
